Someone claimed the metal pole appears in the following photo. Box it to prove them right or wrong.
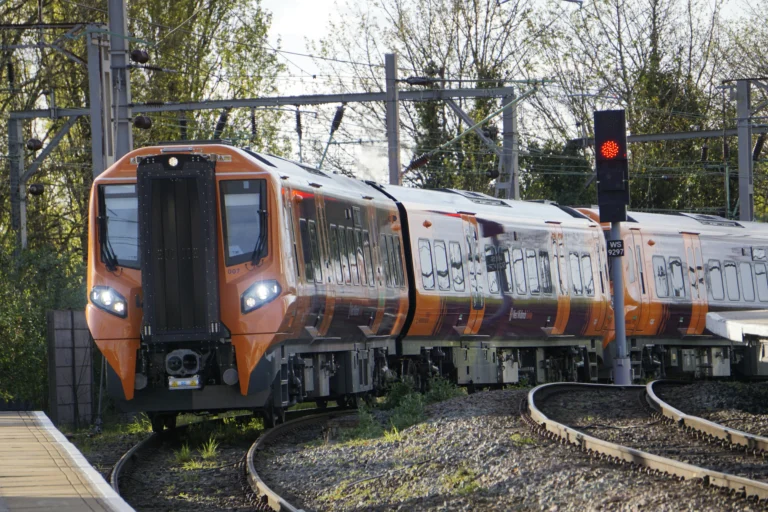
[736,79,753,221]
[385,53,401,185]
[610,222,631,385]
[87,26,106,177]
[108,0,132,159]
[501,95,519,200]
[9,118,24,251]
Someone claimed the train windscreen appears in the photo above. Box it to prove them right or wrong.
[99,184,139,269]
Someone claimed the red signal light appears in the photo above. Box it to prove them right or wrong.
[600,140,620,159]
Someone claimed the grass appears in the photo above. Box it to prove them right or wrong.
[200,436,219,460]
[174,443,193,463]
[509,433,536,446]
[441,466,483,495]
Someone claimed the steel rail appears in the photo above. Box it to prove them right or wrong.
[246,411,355,512]
[526,382,768,501]
[646,380,768,455]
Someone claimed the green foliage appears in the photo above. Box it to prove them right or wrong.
[174,443,193,464]
[0,247,85,406]
[340,406,383,441]
[441,466,481,495]
[425,377,465,404]
[520,140,596,206]
[389,392,426,431]
[126,414,153,434]
[199,436,219,460]
[382,381,414,410]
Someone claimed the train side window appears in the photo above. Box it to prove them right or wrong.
[485,245,500,294]
[501,247,513,293]
[434,241,451,291]
[512,248,526,294]
[653,256,669,298]
[724,261,739,300]
[299,219,314,283]
[755,263,768,302]
[380,234,391,287]
[355,229,367,286]
[526,249,540,294]
[668,257,685,298]
[581,254,594,296]
[386,236,399,287]
[338,227,351,284]
[449,241,465,291]
[394,237,406,288]
[539,250,553,294]
[707,260,725,300]
[347,227,360,285]
[329,224,343,284]
[740,262,755,302]
[363,231,375,286]
[569,252,583,295]
[419,239,435,290]
[308,220,322,283]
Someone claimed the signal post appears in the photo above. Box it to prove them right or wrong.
[594,110,631,385]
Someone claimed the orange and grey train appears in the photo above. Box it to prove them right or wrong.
[85,142,764,428]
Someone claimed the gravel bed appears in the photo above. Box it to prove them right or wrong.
[539,388,768,486]
[255,389,757,511]
[69,431,151,481]
[655,381,768,436]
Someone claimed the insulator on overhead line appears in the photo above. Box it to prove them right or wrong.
[754,134,766,161]
[404,76,434,86]
[130,49,150,64]
[486,169,500,179]
[213,108,230,139]
[133,115,152,130]
[295,108,302,140]
[723,140,730,160]
[330,104,345,134]
[250,108,256,138]
[26,138,42,151]
[701,143,709,162]
[28,183,44,196]
[407,154,430,171]
[6,61,14,90]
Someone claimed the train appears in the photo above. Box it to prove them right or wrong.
[85,141,768,431]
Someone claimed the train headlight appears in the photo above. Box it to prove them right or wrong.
[241,280,281,313]
[90,286,127,318]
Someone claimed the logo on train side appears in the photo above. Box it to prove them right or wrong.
[509,308,533,321]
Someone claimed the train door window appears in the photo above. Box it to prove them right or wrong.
[308,220,322,283]
[449,241,465,291]
[329,225,343,284]
[627,241,636,283]
[636,246,646,294]
[501,248,513,293]
[687,248,699,300]
[539,250,553,294]
[526,249,540,294]
[653,256,670,298]
[740,262,755,302]
[668,257,685,298]
[355,229,367,286]
[569,252,583,295]
[380,234,392,287]
[338,227,351,284]
[581,254,594,296]
[347,227,360,285]
[724,261,739,301]
[419,239,435,290]
[363,231,375,286]
[394,237,406,287]
[707,260,725,300]
[512,248,526,294]
[485,245,500,294]
[755,263,768,302]
[299,219,314,282]
[386,236,399,287]
[434,241,451,291]
[596,243,605,294]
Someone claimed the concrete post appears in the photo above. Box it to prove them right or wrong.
[108,0,133,160]
[610,222,631,385]
[736,80,753,221]
[385,53,401,185]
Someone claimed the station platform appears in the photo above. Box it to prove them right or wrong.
[0,411,133,512]
[706,310,768,342]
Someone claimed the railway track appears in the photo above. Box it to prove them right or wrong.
[524,383,768,503]
[245,410,356,511]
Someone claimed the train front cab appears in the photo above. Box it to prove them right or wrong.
[87,146,292,427]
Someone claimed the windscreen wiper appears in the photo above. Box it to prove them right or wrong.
[98,214,119,271]
[250,209,268,266]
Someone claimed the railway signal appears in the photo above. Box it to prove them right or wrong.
[594,108,631,386]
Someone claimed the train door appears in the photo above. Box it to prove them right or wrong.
[629,229,652,333]
[315,194,336,336]
[682,232,707,334]
[461,214,484,335]
[549,224,570,335]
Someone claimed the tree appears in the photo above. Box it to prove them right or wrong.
[520,139,595,205]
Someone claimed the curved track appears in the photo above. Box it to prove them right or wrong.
[246,410,356,511]
[524,382,768,502]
